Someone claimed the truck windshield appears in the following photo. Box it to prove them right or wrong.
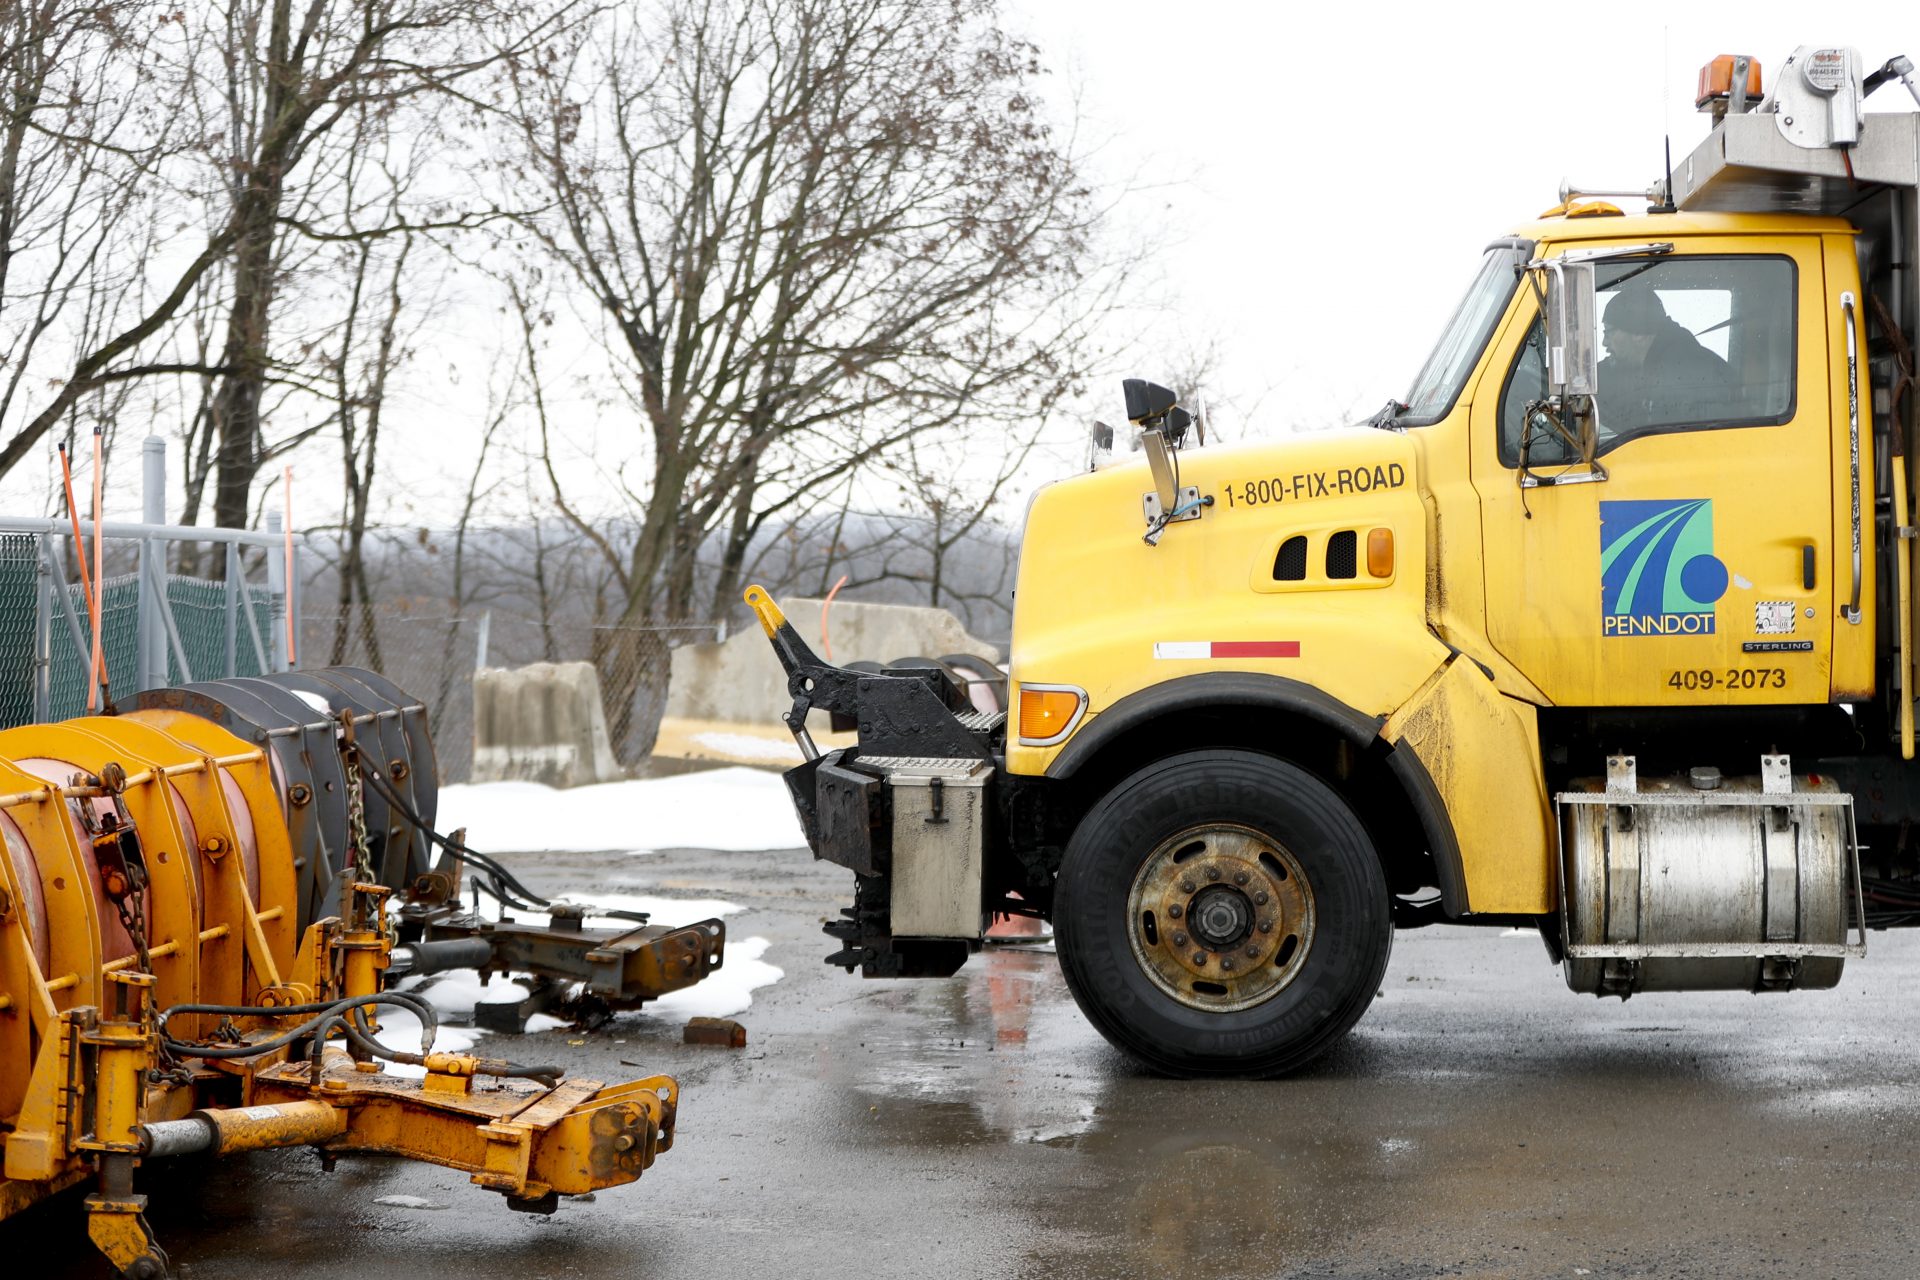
[1400,241,1529,424]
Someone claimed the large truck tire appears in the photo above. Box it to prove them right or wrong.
[1054,749,1392,1077]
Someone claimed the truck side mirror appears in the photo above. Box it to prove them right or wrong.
[1545,260,1599,398]
[1520,256,1609,490]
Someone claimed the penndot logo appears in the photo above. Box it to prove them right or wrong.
[1599,499,1728,638]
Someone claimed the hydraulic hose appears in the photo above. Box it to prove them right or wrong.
[312,1003,564,1088]
[364,767,651,925]
[159,992,438,1061]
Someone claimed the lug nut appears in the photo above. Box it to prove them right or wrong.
[1259,918,1273,933]
[1192,951,1208,965]
[1180,880,1196,894]
[1233,871,1249,886]
[1168,904,1183,919]
[1221,957,1235,971]
[1245,945,1260,958]
[1254,891,1269,905]
[1173,932,1188,946]
[1205,867,1221,882]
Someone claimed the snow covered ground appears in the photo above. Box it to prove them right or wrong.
[436,766,806,855]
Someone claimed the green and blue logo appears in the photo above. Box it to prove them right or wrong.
[1600,499,1728,637]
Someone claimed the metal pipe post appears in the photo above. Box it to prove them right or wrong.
[265,512,288,672]
[136,438,168,691]
[32,535,51,721]
[223,542,238,677]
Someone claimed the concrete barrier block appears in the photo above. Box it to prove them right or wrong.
[472,660,623,787]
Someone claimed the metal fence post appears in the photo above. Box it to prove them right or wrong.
[136,437,168,690]
[289,523,301,669]
[266,511,288,672]
[224,541,239,677]
[32,534,51,721]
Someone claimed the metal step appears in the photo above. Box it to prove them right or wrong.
[956,708,1006,734]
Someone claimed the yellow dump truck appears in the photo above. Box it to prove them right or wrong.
[750,45,1920,1076]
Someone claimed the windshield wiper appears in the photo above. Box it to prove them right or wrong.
[1365,399,1406,431]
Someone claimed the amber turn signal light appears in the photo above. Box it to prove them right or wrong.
[1367,528,1394,578]
[1018,685,1086,745]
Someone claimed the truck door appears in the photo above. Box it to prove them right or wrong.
[1469,236,1836,707]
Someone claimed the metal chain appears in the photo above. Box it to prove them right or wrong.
[345,745,374,890]
[338,711,392,943]
[113,867,153,978]
[91,779,153,979]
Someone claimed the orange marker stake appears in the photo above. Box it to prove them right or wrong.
[56,444,109,701]
[821,573,849,662]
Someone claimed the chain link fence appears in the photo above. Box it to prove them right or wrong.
[0,518,293,729]
[0,535,40,728]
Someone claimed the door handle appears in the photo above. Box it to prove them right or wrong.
[1843,291,1863,624]
[1803,543,1817,591]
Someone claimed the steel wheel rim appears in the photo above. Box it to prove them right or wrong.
[1123,822,1316,1013]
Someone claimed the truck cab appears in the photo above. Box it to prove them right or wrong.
[749,45,1920,1075]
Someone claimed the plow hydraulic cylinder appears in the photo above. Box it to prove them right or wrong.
[388,937,495,979]
[142,1101,348,1158]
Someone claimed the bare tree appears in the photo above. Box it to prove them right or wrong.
[0,0,582,521]
[502,0,1112,756]
[192,0,578,532]
[881,424,1039,615]
[0,3,204,483]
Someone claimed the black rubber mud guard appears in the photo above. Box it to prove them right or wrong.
[1382,737,1470,917]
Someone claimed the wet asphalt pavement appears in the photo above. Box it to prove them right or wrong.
[12,839,1920,1280]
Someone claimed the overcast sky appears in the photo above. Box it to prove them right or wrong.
[12,9,1920,527]
[1007,5,1920,439]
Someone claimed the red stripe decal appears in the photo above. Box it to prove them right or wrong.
[1211,641,1300,659]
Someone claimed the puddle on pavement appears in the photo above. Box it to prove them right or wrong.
[830,947,1110,1151]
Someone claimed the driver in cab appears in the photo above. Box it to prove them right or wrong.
[1596,282,1732,433]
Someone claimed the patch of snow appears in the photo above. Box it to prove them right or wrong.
[644,935,782,1020]
[690,731,803,763]
[374,1195,445,1210]
[437,767,805,854]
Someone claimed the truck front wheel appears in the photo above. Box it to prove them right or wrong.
[1053,750,1392,1076]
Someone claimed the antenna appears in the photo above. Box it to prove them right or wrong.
[1655,27,1677,213]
